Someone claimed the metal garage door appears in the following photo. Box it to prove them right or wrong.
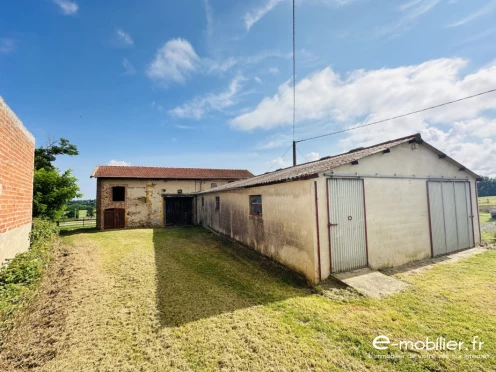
[427,181,474,256]
[328,178,368,273]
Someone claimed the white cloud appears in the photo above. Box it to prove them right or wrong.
[146,38,200,84]
[306,152,320,161]
[268,67,280,74]
[204,0,214,36]
[244,0,284,31]
[175,124,193,129]
[116,28,134,46]
[204,51,290,75]
[231,58,496,176]
[53,0,78,15]
[447,0,496,27]
[374,0,441,38]
[231,58,496,131]
[169,76,245,119]
[254,76,262,84]
[151,101,164,111]
[107,160,131,166]
[121,58,136,75]
[422,125,496,177]
[0,38,15,54]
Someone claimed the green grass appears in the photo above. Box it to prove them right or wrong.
[3,228,495,371]
[480,212,496,243]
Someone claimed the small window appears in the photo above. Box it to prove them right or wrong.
[211,183,217,188]
[250,195,262,216]
[112,186,125,202]
[201,197,204,207]
[215,196,220,211]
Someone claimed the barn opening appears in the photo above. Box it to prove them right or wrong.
[112,186,125,202]
[164,196,193,226]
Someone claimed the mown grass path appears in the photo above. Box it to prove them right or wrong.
[1,227,495,371]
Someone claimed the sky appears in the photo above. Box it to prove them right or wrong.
[1,0,496,199]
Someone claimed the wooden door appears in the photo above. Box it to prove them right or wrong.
[104,208,125,229]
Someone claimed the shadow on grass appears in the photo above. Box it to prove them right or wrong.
[153,227,313,328]
[59,227,101,237]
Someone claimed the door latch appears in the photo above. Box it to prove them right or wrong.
[329,223,338,227]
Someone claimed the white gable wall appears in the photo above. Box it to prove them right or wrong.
[316,141,480,280]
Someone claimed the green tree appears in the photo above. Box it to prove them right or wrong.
[34,138,78,171]
[478,177,496,197]
[33,138,81,220]
[86,207,94,217]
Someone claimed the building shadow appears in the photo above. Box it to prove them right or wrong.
[152,227,312,328]
[59,227,101,237]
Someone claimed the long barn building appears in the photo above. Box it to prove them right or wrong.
[196,134,482,283]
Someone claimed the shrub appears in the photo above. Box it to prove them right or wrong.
[0,219,59,332]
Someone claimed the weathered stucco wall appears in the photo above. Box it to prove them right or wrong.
[316,141,480,279]
[197,180,319,282]
[96,178,232,229]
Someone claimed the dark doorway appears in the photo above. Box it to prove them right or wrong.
[104,208,125,229]
[165,197,193,226]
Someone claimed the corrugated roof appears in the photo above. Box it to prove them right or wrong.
[198,133,481,194]
[90,166,254,180]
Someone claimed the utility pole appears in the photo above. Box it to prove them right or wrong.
[293,141,296,166]
[292,0,296,167]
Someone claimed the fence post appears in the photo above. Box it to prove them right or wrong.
[83,218,85,227]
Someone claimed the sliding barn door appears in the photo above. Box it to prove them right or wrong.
[427,181,474,256]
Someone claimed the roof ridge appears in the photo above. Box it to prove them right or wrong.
[97,165,250,171]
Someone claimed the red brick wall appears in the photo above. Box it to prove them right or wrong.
[0,98,35,234]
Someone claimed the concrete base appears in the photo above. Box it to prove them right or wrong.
[333,268,407,299]
[0,223,31,266]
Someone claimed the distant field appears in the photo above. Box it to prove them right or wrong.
[57,218,96,231]
[478,196,496,206]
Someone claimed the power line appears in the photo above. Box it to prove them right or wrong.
[296,147,309,162]
[296,88,496,143]
[265,144,293,173]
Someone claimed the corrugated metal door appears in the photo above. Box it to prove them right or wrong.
[428,181,474,256]
[328,178,368,273]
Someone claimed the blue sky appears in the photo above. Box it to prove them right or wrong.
[1,0,496,199]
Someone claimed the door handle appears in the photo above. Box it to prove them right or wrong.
[329,223,338,227]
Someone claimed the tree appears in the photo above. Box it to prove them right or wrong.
[34,138,78,171]
[33,138,81,220]
[86,207,94,217]
[477,177,496,197]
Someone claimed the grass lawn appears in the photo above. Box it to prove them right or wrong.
[480,212,496,243]
[1,228,495,371]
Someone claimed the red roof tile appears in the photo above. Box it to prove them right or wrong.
[91,166,254,180]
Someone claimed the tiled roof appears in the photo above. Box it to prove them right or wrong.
[90,166,254,180]
[198,133,481,194]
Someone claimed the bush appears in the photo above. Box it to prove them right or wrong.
[0,219,59,331]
